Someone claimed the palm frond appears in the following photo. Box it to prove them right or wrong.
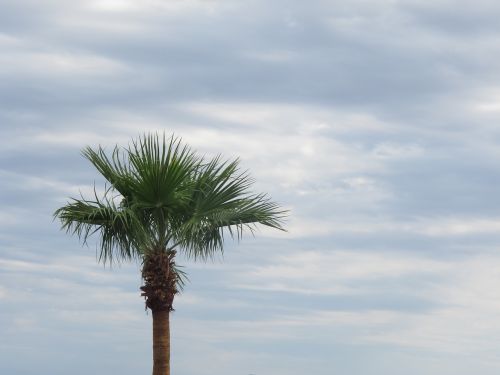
[171,155,287,260]
[54,186,149,264]
[127,134,199,209]
[171,263,189,292]
[82,146,135,200]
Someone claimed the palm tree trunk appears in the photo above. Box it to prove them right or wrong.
[152,309,170,375]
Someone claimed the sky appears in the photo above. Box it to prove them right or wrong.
[1,0,500,374]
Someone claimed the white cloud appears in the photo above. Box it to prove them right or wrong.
[173,251,500,368]
[263,214,500,239]
[12,316,37,331]
[233,249,451,296]
[0,49,128,77]
[373,142,425,158]
[359,254,500,364]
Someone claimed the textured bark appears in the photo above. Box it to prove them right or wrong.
[152,309,170,375]
[141,249,178,311]
[141,249,177,375]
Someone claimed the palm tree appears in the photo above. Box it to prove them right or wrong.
[54,133,285,375]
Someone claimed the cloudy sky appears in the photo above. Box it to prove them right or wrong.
[2,0,500,374]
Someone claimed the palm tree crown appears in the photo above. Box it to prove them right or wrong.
[55,133,285,264]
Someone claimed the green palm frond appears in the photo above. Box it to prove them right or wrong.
[82,146,134,200]
[127,134,198,209]
[54,186,149,264]
[170,155,286,260]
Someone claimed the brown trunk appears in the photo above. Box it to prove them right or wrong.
[142,250,177,375]
[152,309,170,375]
